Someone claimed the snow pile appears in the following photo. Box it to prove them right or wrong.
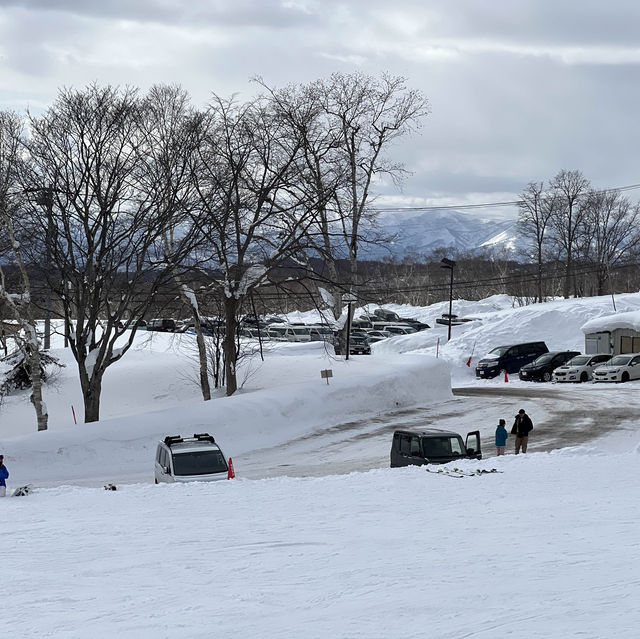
[581,308,640,333]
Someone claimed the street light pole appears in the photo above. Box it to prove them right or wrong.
[440,258,456,342]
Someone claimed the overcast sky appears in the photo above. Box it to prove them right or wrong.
[1,0,639,219]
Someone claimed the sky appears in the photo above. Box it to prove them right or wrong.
[1,0,640,219]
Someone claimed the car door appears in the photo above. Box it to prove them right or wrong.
[465,431,482,459]
[392,433,424,467]
[630,355,640,379]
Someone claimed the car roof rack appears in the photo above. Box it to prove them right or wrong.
[163,433,216,447]
[193,433,216,444]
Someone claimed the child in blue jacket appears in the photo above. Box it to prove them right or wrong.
[495,420,508,456]
[0,455,8,497]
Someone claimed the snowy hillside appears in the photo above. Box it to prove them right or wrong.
[360,209,518,260]
[3,291,640,638]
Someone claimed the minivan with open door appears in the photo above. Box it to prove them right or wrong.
[390,428,482,467]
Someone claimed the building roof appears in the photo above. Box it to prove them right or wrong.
[581,310,640,334]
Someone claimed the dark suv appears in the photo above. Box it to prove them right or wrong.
[147,318,176,332]
[390,428,482,467]
[518,350,581,382]
[475,341,548,379]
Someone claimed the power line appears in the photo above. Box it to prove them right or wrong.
[372,182,640,213]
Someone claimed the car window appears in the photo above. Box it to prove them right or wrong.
[534,353,553,364]
[488,346,509,357]
[609,355,632,366]
[172,450,227,476]
[399,435,412,455]
[422,436,462,458]
[410,436,420,456]
[632,356,640,365]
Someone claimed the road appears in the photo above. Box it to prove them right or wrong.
[236,383,638,479]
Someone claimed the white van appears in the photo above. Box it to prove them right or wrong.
[155,433,231,484]
[266,324,311,342]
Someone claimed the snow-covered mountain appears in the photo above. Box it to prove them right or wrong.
[362,209,519,260]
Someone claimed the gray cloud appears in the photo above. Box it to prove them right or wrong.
[1,0,639,217]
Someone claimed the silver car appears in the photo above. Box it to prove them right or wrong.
[592,354,640,383]
[155,433,231,484]
[552,354,611,383]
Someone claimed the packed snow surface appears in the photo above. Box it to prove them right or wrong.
[2,291,640,638]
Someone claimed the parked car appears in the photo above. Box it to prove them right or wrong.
[373,309,429,331]
[265,325,311,342]
[308,326,334,342]
[552,354,612,383]
[334,333,371,355]
[374,308,402,322]
[366,329,392,343]
[390,428,482,467]
[518,350,581,382]
[155,433,231,484]
[351,318,374,330]
[384,325,417,336]
[147,318,176,332]
[592,353,640,383]
[475,341,549,379]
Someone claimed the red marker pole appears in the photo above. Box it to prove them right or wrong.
[71,405,77,424]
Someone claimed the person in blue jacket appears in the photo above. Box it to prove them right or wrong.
[495,420,508,456]
[0,455,8,497]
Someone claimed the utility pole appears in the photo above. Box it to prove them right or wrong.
[342,292,357,361]
[440,258,456,341]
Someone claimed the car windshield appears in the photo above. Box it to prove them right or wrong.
[568,356,590,366]
[487,347,509,357]
[293,328,309,335]
[609,355,632,366]
[533,354,554,364]
[172,450,227,476]
[421,436,464,458]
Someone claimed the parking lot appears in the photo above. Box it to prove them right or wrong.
[235,381,640,479]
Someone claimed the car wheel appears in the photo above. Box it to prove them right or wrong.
[543,371,552,382]
[621,372,630,383]
[580,372,588,383]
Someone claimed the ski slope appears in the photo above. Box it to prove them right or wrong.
[2,292,640,638]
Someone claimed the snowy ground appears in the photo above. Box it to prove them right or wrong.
[2,292,640,638]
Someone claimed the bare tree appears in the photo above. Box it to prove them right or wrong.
[190,95,315,396]
[580,189,640,295]
[517,181,557,302]
[21,85,195,422]
[259,73,430,320]
[0,111,48,430]
[138,84,213,401]
[548,169,591,298]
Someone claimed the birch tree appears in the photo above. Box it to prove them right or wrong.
[0,111,48,430]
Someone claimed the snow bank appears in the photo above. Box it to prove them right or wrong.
[3,345,451,486]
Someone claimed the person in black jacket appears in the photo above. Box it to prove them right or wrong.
[511,409,533,454]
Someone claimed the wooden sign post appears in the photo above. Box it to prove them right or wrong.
[320,369,333,385]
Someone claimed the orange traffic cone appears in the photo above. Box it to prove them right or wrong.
[227,457,235,480]
[503,369,509,382]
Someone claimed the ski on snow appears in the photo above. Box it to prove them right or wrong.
[426,467,504,478]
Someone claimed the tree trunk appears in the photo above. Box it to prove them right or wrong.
[27,345,48,431]
[81,374,103,423]
[223,296,239,396]
[194,323,211,401]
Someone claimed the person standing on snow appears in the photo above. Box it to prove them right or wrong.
[511,409,533,454]
[495,419,508,456]
[0,455,8,497]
